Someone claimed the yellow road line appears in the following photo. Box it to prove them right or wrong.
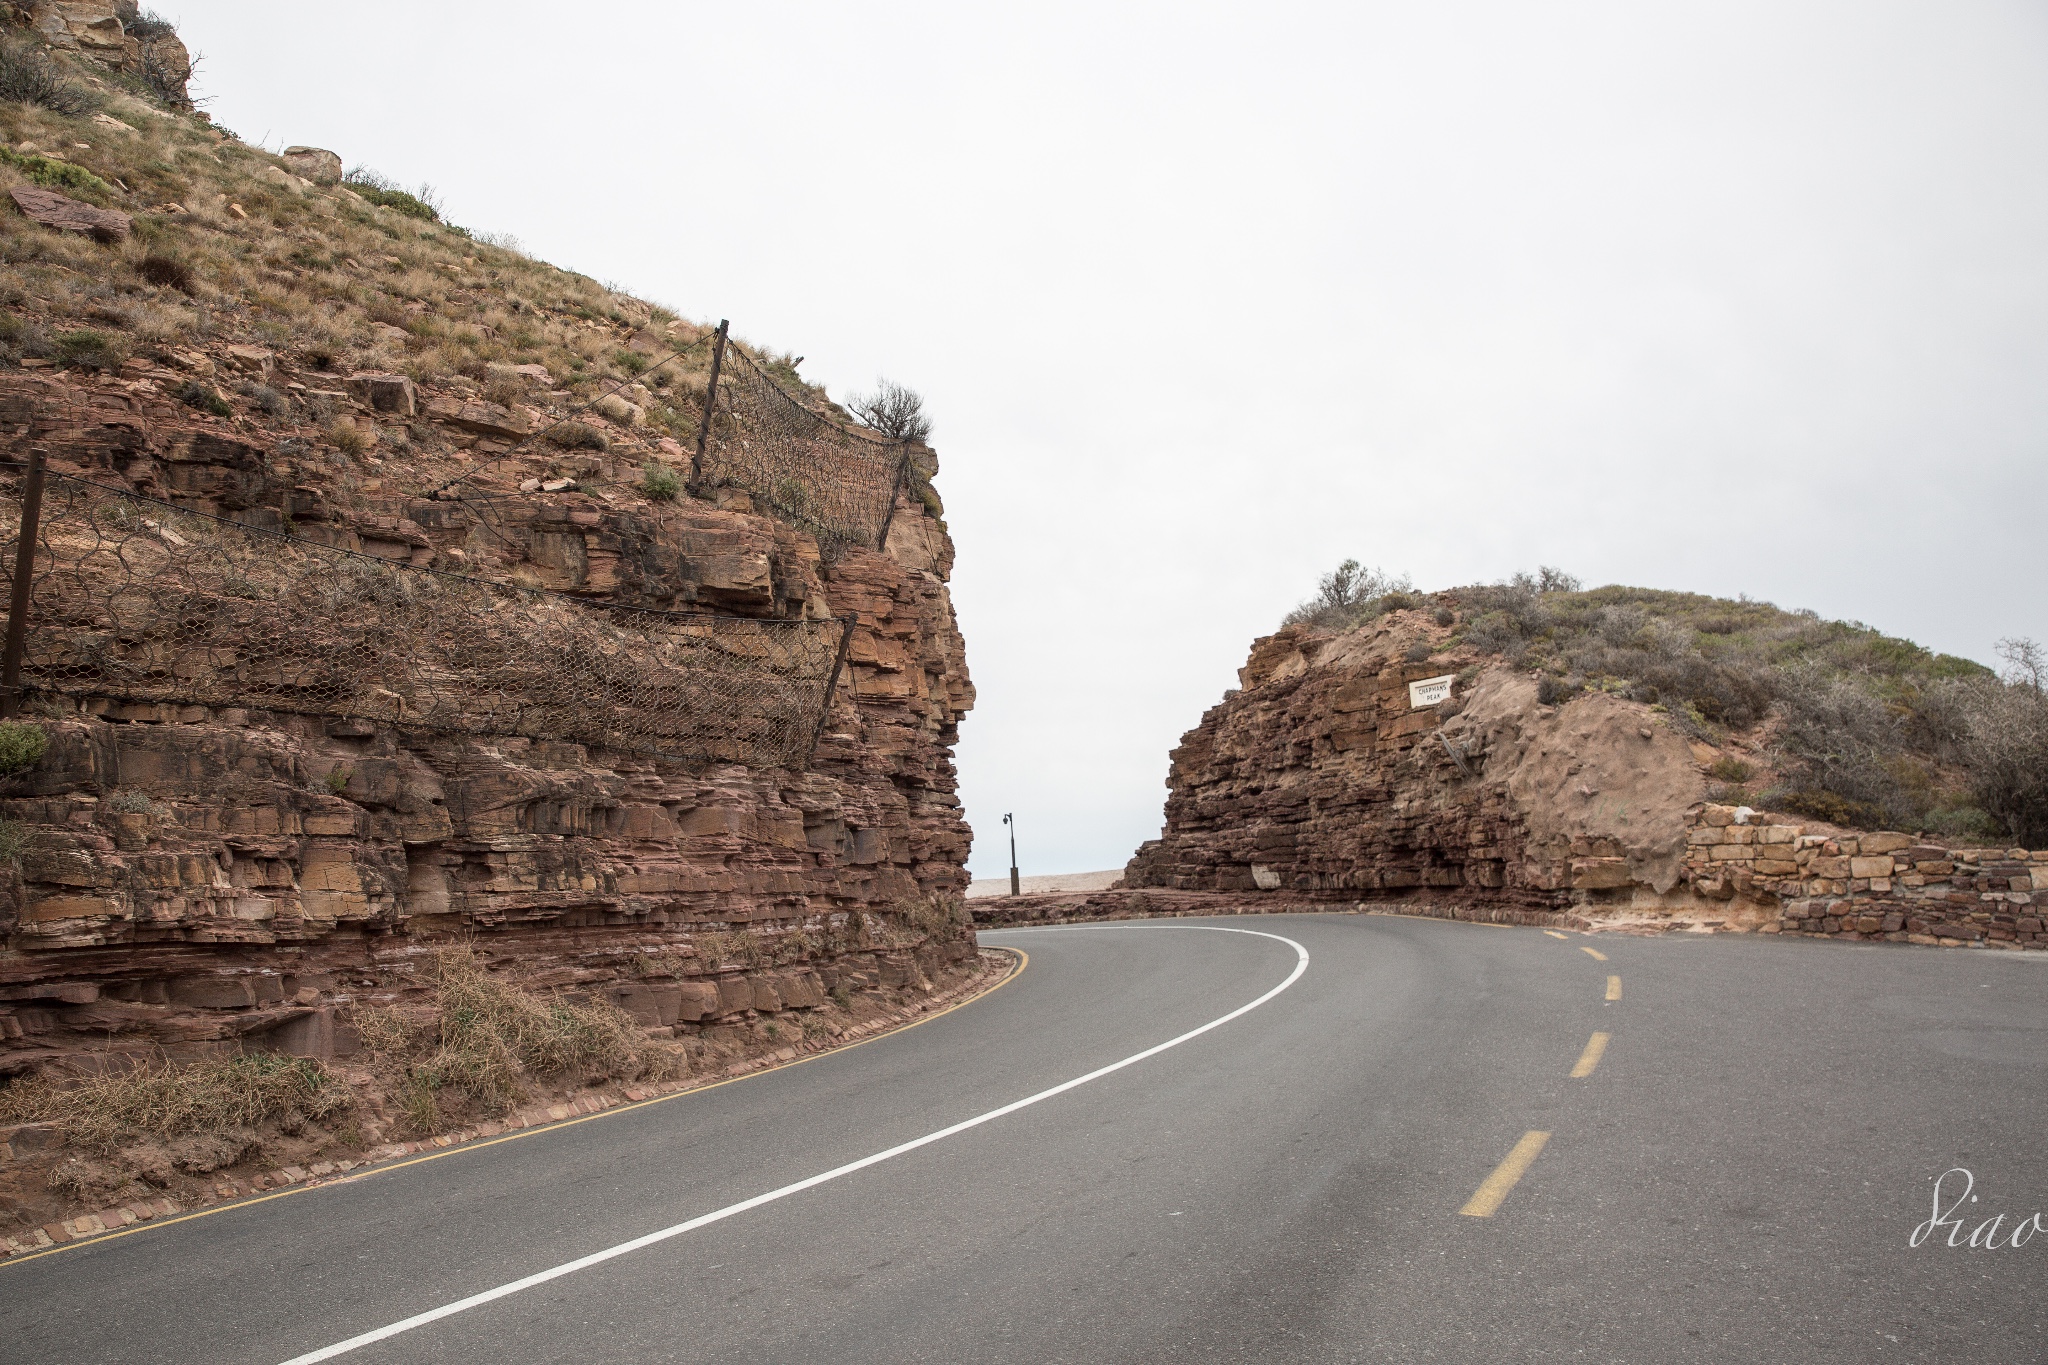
[1458,1131,1551,1217]
[1570,1031,1611,1078]
[1605,975,1622,1001]
[0,949,1030,1271]
[1543,930,1568,940]
[1580,946,1607,962]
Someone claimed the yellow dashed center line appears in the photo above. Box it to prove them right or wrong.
[1570,1031,1611,1078]
[1459,1131,1551,1217]
[1605,975,1622,1001]
[1580,946,1607,962]
[1544,930,1569,940]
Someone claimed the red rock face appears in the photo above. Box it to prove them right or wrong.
[0,371,976,1074]
[1122,618,1703,911]
[1126,616,2048,948]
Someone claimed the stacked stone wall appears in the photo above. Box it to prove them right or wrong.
[1683,805,2047,948]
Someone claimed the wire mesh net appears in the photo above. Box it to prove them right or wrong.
[0,471,851,769]
[700,344,908,554]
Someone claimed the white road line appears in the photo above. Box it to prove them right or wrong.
[277,926,1310,1365]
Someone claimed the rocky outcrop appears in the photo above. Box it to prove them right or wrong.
[19,2,193,106]
[0,360,978,1076]
[7,185,129,240]
[1122,611,2045,947]
[1124,613,1701,909]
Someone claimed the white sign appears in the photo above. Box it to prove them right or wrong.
[1408,675,1455,709]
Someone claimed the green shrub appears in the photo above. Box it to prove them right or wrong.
[342,168,442,223]
[0,146,112,198]
[0,720,47,774]
[640,464,680,501]
[1708,756,1752,783]
[52,329,126,371]
[172,378,232,417]
[0,818,27,865]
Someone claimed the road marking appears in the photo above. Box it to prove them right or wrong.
[1570,1032,1611,1078]
[1544,930,1569,940]
[1458,1131,1551,1217]
[1580,946,1607,962]
[275,926,1311,1365]
[1605,975,1622,1001]
[0,949,1033,1272]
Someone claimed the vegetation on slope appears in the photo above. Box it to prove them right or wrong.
[0,18,829,472]
[1285,560,2048,845]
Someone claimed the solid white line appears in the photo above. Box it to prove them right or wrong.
[278,926,1309,1365]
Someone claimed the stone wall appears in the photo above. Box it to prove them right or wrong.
[1684,805,2047,948]
[0,363,978,1076]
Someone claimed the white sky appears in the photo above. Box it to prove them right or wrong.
[173,1,2048,878]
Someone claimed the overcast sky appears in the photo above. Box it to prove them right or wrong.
[176,1,2048,878]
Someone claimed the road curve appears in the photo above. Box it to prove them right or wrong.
[2,914,2043,1363]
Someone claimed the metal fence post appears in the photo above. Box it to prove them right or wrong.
[875,443,913,551]
[0,446,47,719]
[806,613,859,765]
[690,318,731,487]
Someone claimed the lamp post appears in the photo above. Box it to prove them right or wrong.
[1003,812,1018,897]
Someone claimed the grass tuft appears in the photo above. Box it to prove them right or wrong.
[0,1053,352,1156]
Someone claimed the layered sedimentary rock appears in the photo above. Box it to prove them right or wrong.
[1124,612,2047,947]
[1124,613,1701,911]
[0,365,977,1074]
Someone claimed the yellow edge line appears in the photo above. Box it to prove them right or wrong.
[0,948,1029,1271]
[1459,1129,1551,1217]
[1580,946,1608,962]
[1569,1031,1611,1078]
[1605,974,1622,1001]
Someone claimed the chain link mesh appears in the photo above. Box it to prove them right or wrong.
[0,471,850,769]
[700,344,908,554]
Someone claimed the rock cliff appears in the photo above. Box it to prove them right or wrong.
[1123,606,2046,948]
[0,19,979,1092]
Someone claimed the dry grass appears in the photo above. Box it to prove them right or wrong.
[353,944,679,1132]
[0,1053,352,1156]
[691,929,763,969]
[896,893,969,941]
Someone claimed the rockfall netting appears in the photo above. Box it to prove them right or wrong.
[0,472,851,768]
[699,343,909,554]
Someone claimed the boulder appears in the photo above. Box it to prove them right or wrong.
[345,372,417,417]
[425,396,530,440]
[281,146,343,185]
[8,185,130,242]
[224,344,274,378]
[256,164,307,195]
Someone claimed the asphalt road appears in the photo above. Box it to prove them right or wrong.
[2,913,2044,1363]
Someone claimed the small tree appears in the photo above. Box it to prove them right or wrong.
[847,380,932,443]
[1282,559,1413,630]
[1958,637,2048,846]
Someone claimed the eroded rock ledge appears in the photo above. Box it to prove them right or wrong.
[1121,616,2045,948]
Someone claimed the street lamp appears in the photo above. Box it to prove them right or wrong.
[1003,812,1018,897]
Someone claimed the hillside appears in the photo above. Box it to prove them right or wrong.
[0,5,980,1248]
[1277,562,2036,842]
[1123,562,2047,946]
